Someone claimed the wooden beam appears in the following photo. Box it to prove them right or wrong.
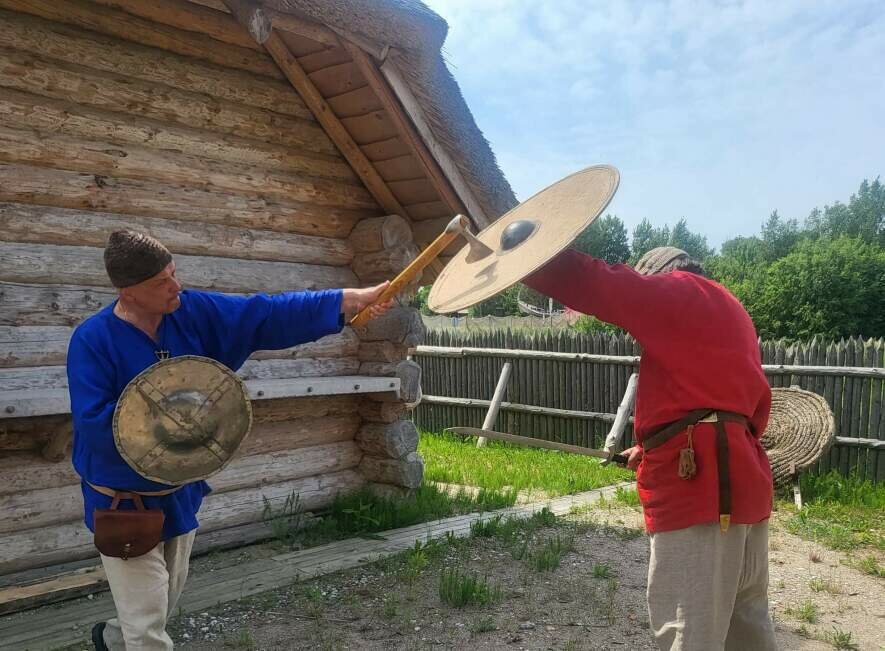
[343,41,468,220]
[261,32,406,219]
[380,58,491,227]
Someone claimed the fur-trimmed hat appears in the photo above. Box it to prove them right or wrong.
[104,230,173,288]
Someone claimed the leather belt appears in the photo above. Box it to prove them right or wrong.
[642,409,751,533]
[87,482,180,500]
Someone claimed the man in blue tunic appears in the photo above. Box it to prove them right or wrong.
[67,230,394,650]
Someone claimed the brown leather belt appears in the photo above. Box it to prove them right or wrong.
[87,482,180,500]
[642,409,751,533]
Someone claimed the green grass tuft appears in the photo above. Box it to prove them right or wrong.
[438,568,503,607]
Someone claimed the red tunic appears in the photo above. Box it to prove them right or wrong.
[526,250,773,533]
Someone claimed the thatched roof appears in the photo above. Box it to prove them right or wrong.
[266,0,519,222]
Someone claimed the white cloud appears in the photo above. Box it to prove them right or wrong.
[423,0,885,247]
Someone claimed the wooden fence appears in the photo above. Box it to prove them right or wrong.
[413,330,885,482]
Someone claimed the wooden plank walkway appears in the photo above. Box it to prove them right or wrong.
[0,482,634,650]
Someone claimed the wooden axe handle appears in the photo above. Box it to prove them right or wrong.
[349,217,465,328]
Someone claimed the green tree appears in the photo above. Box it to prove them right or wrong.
[574,214,631,263]
[745,236,885,339]
[669,218,713,260]
[760,210,801,262]
[805,178,884,245]
[409,285,432,315]
[630,219,670,262]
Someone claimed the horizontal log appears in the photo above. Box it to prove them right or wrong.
[0,203,353,267]
[348,215,414,253]
[252,395,358,424]
[352,244,419,284]
[0,125,374,209]
[0,441,362,534]
[0,242,356,294]
[763,365,885,379]
[356,420,418,459]
[358,398,407,424]
[0,164,374,239]
[0,48,337,160]
[0,325,359,369]
[0,8,310,118]
[0,86,352,181]
[353,307,425,346]
[358,341,411,363]
[1,375,399,419]
[834,437,885,450]
[358,452,423,489]
[415,346,885,379]
[0,469,365,574]
[90,0,261,50]
[414,346,641,365]
[421,394,622,423]
[0,281,118,327]
[0,325,70,367]
[0,357,358,393]
[0,0,284,79]
[0,412,361,494]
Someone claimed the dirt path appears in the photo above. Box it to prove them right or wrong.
[161,505,882,651]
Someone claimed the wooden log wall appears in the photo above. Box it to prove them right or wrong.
[414,329,885,483]
[0,0,433,577]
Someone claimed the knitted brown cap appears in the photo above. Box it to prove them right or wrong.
[104,230,173,288]
[634,246,694,276]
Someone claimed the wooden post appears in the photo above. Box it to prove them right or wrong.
[602,372,638,455]
[477,362,512,448]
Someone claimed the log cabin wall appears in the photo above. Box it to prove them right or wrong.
[0,0,458,577]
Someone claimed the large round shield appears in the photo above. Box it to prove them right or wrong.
[113,356,253,485]
[428,165,619,314]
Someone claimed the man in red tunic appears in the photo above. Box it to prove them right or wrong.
[526,246,776,650]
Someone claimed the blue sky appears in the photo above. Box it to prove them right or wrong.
[421,0,885,249]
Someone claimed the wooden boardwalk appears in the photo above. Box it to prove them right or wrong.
[0,482,634,650]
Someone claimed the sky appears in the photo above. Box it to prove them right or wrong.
[421,0,885,249]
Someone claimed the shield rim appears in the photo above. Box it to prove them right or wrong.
[112,354,253,486]
[427,164,620,314]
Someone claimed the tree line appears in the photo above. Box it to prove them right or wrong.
[412,178,884,340]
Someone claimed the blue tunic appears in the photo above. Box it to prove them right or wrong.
[66,289,344,540]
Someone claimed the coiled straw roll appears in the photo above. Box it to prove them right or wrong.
[760,387,835,487]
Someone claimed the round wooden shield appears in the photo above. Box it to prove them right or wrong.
[427,165,619,314]
[113,356,253,485]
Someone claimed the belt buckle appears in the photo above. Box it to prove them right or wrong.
[699,412,718,423]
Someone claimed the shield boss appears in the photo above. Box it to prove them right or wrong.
[113,355,253,485]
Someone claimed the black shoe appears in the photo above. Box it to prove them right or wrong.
[91,622,109,651]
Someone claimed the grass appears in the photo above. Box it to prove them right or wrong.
[438,568,503,607]
[469,615,498,635]
[783,472,885,552]
[784,600,819,624]
[593,563,613,578]
[224,630,256,650]
[263,484,516,550]
[529,532,575,571]
[809,576,842,594]
[845,554,884,577]
[823,626,860,650]
[419,431,632,496]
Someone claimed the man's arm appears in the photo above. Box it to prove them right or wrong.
[524,249,683,343]
[191,283,393,370]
